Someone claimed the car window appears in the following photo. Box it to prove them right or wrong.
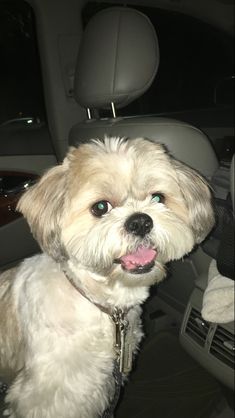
[0,0,46,126]
[82,2,234,117]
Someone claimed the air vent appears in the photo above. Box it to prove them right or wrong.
[185,307,210,347]
[210,326,235,369]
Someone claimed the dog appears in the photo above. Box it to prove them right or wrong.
[0,137,214,418]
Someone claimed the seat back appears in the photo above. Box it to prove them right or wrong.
[69,6,220,311]
[70,7,218,178]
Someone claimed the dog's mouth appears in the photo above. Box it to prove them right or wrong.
[114,246,157,274]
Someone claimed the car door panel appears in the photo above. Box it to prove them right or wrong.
[0,122,57,270]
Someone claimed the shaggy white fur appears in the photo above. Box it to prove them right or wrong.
[0,137,214,417]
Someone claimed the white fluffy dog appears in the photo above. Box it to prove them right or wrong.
[0,137,214,418]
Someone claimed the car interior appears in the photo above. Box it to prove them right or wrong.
[0,1,234,417]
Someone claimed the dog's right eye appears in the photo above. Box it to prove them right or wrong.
[91,201,113,217]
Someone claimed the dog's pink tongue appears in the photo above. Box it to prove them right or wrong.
[120,246,157,270]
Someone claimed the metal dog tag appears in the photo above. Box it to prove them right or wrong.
[123,328,133,374]
[112,308,132,374]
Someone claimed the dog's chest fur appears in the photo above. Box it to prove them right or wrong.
[1,254,142,417]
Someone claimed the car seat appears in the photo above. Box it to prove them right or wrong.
[69,6,219,313]
[69,7,218,178]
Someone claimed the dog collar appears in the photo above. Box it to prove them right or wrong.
[63,270,130,316]
[63,270,133,374]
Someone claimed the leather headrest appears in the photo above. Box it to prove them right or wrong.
[74,7,159,109]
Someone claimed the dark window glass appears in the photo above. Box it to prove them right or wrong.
[0,0,46,124]
[82,2,234,117]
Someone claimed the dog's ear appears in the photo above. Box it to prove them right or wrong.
[172,159,215,244]
[17,161,69,261]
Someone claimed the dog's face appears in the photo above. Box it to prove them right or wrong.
[17,137,214,287]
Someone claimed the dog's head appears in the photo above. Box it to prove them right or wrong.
[17,137,214,287]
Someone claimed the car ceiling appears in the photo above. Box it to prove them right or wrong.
[0,0,233,35]
[95,0,234,35]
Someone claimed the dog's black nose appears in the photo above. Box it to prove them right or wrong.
[125,213,153,237]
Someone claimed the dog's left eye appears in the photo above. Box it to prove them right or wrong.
[91,201,113,217]
[151,193,165,204]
